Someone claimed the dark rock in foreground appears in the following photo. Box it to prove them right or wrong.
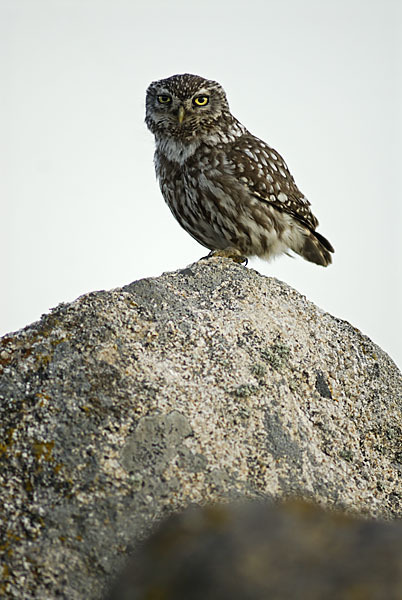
[0,259,401,599]
[106,500,402,600]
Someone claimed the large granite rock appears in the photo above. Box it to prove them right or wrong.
[0,259,401,599]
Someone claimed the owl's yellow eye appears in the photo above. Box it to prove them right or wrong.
[158,95,172,104]
[193,95,209,106]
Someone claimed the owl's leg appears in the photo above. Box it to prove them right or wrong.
[203,247,248,265]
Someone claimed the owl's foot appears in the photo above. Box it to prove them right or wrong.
[203,247,248,265]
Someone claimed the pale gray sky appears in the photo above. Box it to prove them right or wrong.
[1,0,401,368]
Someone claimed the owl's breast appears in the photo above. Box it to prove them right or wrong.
[155,146,246,251]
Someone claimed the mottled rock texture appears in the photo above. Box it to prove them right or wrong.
[0,259,401,599]
[106,500,402,600]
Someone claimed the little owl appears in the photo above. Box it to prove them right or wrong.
[145,73,334,266]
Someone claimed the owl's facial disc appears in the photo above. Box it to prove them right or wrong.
[145,74,230,138]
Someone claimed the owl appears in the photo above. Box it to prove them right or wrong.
[145,73,334,266]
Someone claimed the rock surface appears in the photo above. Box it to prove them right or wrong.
[0,259,401,599]
[105,500,402,600]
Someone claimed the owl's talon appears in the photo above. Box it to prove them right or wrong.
[200,252,213,261]
[204,248,248,265]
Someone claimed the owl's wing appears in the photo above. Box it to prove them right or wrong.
[225,134,319,232]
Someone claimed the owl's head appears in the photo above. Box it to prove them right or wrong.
[145,73,231,140]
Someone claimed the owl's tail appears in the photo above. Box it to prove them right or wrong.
[297,230,334,267]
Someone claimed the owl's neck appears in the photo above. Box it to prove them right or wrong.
[155,135,201,165]
[154,118,247,166]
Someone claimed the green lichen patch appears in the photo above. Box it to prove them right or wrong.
[232,384,259,398]
[261,341,290,370]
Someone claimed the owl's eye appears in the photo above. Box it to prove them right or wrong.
[193,96,209,106]
[158,95,172,104]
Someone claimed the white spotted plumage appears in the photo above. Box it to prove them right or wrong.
[145,73,334,266]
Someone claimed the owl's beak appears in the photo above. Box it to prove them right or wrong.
[177,105,185,125]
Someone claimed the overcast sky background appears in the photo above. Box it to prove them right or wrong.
[1,0,401,368]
